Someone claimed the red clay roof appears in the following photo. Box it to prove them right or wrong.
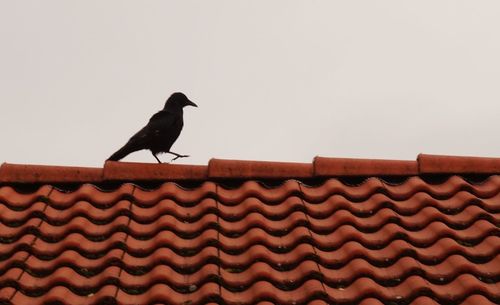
[0,154,499,304]
[3,154,500,183]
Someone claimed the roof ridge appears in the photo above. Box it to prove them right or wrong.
[1,154,500,183]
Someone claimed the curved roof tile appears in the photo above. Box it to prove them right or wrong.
[0,154,499,304]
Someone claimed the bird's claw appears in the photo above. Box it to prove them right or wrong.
[171,154,190,162]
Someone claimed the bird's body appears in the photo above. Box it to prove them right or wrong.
[108,92,197,163]
[146,110,184,155]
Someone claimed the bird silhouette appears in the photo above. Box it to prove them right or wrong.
[107,92,197,163]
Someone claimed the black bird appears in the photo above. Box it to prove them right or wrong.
[108,92,198,163]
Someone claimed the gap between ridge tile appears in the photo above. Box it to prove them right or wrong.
[114,184,136,299]
[215,183,222,301]
[297,181,328,297]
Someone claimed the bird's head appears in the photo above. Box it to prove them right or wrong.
[164,92,198,110]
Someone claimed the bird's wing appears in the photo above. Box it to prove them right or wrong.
[126,110,175,148]
[146,110,174,130]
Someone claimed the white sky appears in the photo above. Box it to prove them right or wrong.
[1,1,499,167]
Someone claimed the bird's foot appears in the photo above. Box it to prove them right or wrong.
[171,154,190,162]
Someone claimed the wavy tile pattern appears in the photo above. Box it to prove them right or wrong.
[0,176,499,305]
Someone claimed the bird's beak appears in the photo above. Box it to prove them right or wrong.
[187,99,198,107]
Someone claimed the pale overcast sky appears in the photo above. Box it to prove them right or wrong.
[1,1,499,167]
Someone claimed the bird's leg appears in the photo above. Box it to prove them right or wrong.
[151,152,162,164]
[167,151,190,162]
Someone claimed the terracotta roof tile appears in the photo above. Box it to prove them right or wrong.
[314,156,418,176]
[418,154,500,174]
[1,153,500,183]
[208,158,313,179]
[0,154,499,304]
[103,161,208,181]
[0,163,102,183]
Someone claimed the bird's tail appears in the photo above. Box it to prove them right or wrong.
[107,145,135,161]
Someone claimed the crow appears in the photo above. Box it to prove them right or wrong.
[107,92,198,163]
